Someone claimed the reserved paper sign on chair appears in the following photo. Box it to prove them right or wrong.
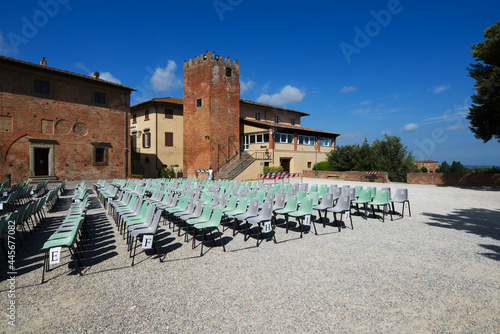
[344,211,350,220]
[304,215,311,226]
[49,247,62,265]
[263,221,272,233]
[404,202,409,209]
[142,235,153,249]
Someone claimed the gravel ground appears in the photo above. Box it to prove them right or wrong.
[1,178,499,333]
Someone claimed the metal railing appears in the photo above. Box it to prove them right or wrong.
[252,151,273,160]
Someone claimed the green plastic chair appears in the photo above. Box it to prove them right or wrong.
[352,189,371,219]
[192,206,225,256]
[366,187,377,201]
[274,196,298,233]
[368,190,392,222]
[41,219,84,283]
[288,197,314,238]
[354,186,363,198]
[296,190,307,206]
[318,184,329,198]
[308,184,318,194]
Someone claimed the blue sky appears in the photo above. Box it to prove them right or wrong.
[1,0,499,166]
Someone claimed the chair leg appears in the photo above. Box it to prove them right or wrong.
[68,246,82,276]
[200,229,205,257]
[312,218,318,235]
[217,227,226,252]
[285,214,290,234]
[131,237,138,266]
[41,250,48,284]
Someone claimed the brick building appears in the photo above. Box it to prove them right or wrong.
[415,160,439,173]
[131,51,340,180]
[0,55,134,183]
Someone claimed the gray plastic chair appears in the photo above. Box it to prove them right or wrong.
[233,198,259,236]
[129,209,164,266]
[390,188,410,217]
[246,200,275,245]
[327,194,352,231]
[312,193,335,234]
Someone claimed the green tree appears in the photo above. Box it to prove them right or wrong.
[313,161,332,171]
[326,144,359,171]
[371,135,418,182]
[467,21,500,143]
[450,161,470,173]
[421,167,428,173]
[437,161,451,173]
[326,135,418,182]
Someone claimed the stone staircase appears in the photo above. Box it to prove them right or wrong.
[216,152,255,180]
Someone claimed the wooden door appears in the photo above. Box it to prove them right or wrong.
[34,148,50,176]
[280,158,291,173]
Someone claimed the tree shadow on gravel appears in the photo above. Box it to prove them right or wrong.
[422,208,500,261]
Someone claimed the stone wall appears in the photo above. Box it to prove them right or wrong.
[302,170,389,183]
[407,173,500,187]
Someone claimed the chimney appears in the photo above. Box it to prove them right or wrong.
[40,57,47,66]
[93,71,100,79]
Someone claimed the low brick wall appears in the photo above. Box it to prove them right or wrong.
[407,173,500,187]
[302,170,389,183]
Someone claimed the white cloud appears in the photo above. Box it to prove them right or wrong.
[257,85,305,105]
[401,123,419,132]
[381,129,392,135]
[337,130,365,141]
[340,85,357,93]
[432,84,450,94]
[97,72,121,84]
[349,106,404,119]
[423,109,468,125]
[240,80,255,93]
[260,81,271,92]
[445,123,467,132]
[75,62,90,73]
[360,100,371,105]
[0,31,14,54]
[149,60,182,92]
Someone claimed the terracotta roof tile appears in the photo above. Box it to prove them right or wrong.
[0,55,135,91]
[239,99,309,116]
[242,119,340,137]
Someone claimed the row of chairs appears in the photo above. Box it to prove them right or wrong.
[0,182,65,263]
[41,181,89,283]
[96,178,411,261]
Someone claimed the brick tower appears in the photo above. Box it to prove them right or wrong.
[183,51,240,178]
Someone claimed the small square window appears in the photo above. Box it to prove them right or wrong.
[145,110,150,121]
[196,98,202,108]
[34,80,49,94]
[226,67,232,77]
[291,118,295,126]
[94,92,106,104]
[91,142,110,166]
[165,109,173,119]
[132,113,137,123]
[255,112,261,121]
[274,116,279,123]
[307,162,312,168]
